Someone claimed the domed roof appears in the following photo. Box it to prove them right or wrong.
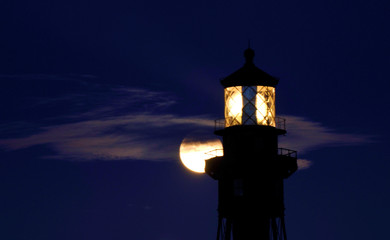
[220,48,279,87]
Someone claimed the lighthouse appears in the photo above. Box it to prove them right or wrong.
[205,48,298,240]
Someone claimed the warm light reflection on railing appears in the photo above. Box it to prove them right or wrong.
[215,117,286,131]
[205,149,224,158]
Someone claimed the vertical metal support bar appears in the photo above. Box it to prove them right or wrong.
[225,219,232,240]
[217,216,222,240]
[281,216,287,240]
[271,218,278,240]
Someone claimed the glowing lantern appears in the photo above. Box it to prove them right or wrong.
[222,48,278,128]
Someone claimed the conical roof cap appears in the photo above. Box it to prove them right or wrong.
[220,48,279,87]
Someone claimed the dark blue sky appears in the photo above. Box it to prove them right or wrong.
[0,0,389,239]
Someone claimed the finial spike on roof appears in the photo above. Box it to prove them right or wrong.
[244,48,255,64]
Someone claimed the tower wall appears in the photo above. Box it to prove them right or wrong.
[216,126,285,239]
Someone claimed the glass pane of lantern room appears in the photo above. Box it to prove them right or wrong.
[225,86,243,127]
[256,86,275,127]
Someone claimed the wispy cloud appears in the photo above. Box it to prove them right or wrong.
[279,115,371,169]
[0,75,371,166]
[0,112,370,164]
[0,114,213,161]
[280,115,369,153]
[297,159,312,170]
[0,75,212,161]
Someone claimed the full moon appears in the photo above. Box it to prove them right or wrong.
[179,135,223,173]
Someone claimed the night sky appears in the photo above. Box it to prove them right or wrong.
[1,0,389,239]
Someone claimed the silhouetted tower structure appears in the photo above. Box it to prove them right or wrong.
[206,48,298,240]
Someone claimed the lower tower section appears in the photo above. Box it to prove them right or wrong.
[217,215,287,240]
[206,125,297,240]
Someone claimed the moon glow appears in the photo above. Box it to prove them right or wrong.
[180,137,223,173]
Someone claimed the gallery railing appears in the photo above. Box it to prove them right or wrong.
[214,117,286,131]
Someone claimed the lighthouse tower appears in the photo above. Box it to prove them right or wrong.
[205,48,298,240]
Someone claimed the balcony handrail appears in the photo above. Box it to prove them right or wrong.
[214,119,225,131]
[205,147,297,159]
[278,148,297,159]
[205,149,224,158]
[214,117,286,131]
[275,117,286,131]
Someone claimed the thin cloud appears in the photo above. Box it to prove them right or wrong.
[297,159,312,170]
[0,112,370,164]
[0,75,187,161]
[279,115,370,153]
[279,115,371,169]
[0,113,214,161]
[0,75,371,165]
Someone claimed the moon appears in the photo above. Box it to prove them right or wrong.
[179,134,223,173]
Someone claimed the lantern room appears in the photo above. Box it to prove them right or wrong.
[221,48,279,128]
